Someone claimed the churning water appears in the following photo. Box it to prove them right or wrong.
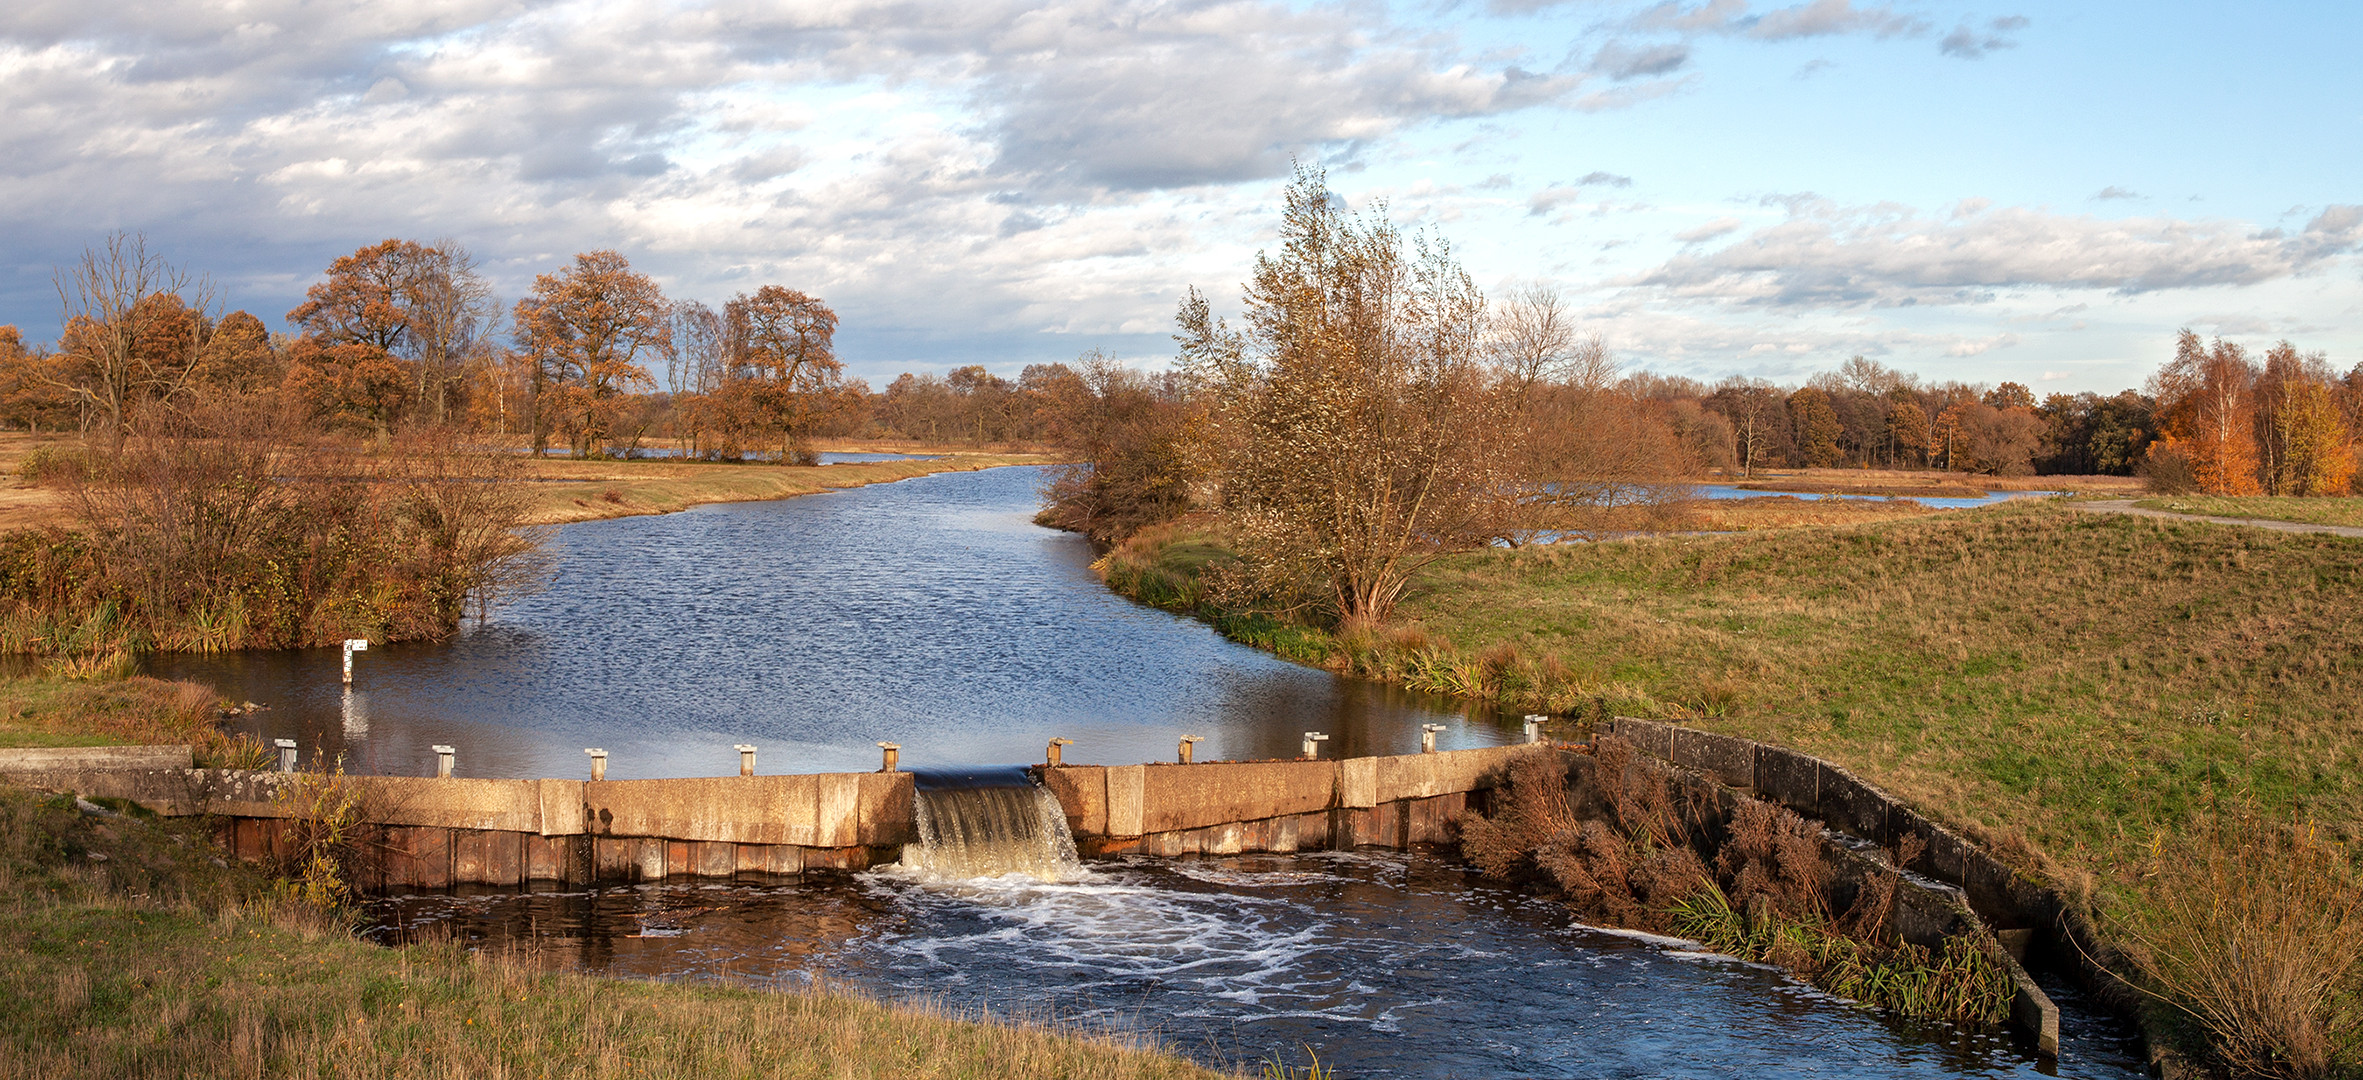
[371,852,2146,1079]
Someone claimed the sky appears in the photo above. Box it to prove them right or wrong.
[2,1,2357,393]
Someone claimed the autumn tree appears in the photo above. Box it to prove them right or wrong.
[1983,381,2035,411]
[0,327,78,432]
[2254,341,2353,496]
[286,238,500,431]
[2150,330,2261,494]
[1886,400,1931,467]
[1787,387,1844,467]
[722,286,842,463]
[1707,378,1788,478]
[513,251,669,457]
[1037,352,1201,547]
[1179,164,1517,623]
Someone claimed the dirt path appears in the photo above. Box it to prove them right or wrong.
[2070,498,2363,539]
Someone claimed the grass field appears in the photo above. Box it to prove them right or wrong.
[2134,495,2363,531]
[0,783,1225,1080]
[1110,502,2363,883]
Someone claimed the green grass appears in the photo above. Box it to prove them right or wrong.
[0,784,1226,1080]
[2134,495,2363,530]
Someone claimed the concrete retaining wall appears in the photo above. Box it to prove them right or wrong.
[1602,718,2069,1055]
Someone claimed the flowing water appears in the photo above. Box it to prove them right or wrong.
[146,463,2146,1075]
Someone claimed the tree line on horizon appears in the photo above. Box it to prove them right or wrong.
[6,233,2354,502]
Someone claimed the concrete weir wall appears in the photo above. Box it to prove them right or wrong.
[1039,745,1524,857]
[3,744,1526,890]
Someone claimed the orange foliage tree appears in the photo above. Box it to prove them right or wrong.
[720,286,842,462]
[2150,330,2261,494]
[513,251,669,457]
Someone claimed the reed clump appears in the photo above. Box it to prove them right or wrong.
[1459,741,2013,1026]
[2110,814,2363,1079]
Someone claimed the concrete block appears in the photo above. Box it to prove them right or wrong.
[1271,814,1300,853]
[856,771,915,847]
[1037,766,1106,836]
[1815,764,1894,845]
[815,775,859,848]
[1136,759,1333,834]
[634,838,666,881]
[1337,757,1377,808]
[1610,718,1674,760]
[355,777,551,833]
[694,841,736,878]
[666,841,693,877]
[1209,822,1245,855]
[1751,746,1819,813]
[1107,765,1146,837]
[535,779,587,836]
[1672,730,1756,789]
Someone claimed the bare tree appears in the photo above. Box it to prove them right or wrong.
[1492,283,1608,405]
[51,233,213,445]
[409,241,502,426]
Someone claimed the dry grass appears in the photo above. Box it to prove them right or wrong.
[1673,495,1945,532]
[0,673,240,754]
[0,782,1224,1080]
[2135,495,2363,531]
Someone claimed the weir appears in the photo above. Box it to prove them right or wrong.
[901,767,1081,880]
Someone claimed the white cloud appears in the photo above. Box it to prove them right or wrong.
[1632,197,2363,308]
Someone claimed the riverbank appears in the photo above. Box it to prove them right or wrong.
[0,781,1223,1080]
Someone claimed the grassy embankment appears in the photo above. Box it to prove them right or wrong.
[1108,500,2363,872]
[2134,495,2363,531]
[0,784,1226,1080]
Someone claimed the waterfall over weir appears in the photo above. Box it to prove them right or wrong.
[900,767,1083,881]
